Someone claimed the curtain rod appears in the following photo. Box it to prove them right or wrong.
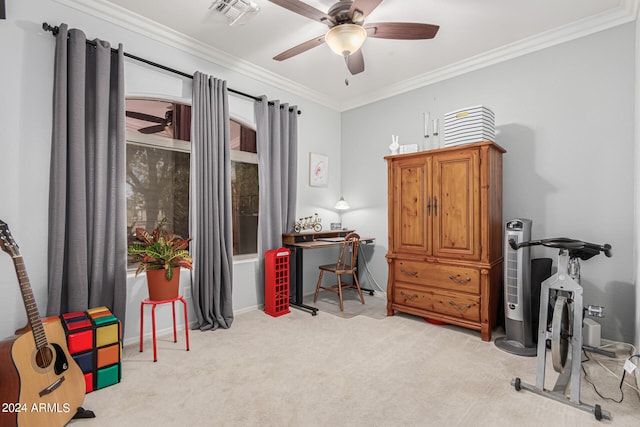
[42,22,301,115]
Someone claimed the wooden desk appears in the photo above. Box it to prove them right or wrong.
[282,230,375,315]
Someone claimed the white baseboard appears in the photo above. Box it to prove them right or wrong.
[123,322,197,347]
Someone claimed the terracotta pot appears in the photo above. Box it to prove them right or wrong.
[145,267,180,301]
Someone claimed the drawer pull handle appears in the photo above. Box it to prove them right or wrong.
[400,268,418,277]
[449,300,472,311]
[400,291,419,301]
[449,274,471,284]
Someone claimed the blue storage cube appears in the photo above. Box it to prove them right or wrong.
[73,350,94,374]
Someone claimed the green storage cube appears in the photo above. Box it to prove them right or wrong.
[96,364,120,389]
[93,314,117,326]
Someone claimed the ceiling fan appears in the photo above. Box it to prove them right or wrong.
[269,0,439,75]
[126,109,173,135]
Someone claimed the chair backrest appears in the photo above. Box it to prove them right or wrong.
[336,232,360,270]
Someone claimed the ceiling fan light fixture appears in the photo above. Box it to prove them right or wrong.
[325,24,367,56]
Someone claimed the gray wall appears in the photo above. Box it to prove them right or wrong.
[340,23,636,343]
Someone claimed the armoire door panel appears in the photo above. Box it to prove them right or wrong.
[392,158,431,254]
[432,149,480,259]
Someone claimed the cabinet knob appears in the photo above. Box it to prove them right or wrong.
[449,274,471,284]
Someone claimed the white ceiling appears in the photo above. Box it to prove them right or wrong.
[80,0,635,110]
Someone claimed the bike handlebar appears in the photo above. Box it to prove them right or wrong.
[509,237,612,260]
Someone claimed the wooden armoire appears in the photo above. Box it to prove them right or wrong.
[385,141,505,341]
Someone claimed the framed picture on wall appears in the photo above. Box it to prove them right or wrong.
[309,153,328,187]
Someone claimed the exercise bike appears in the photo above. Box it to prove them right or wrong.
[508,237,612,421]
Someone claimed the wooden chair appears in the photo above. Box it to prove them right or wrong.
[313,232,365,311]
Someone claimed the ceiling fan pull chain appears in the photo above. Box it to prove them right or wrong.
[344,53,350,86]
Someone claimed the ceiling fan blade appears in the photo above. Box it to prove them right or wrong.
[349,0,383,23]
[138,124,166,134]
[346,49,365,75]
[126,111,165,123]
[273,35,326,61]
[268,0,335,26]
[365,22,440,40]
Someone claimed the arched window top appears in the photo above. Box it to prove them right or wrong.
[126,98,191,142]
[125,96,259,261]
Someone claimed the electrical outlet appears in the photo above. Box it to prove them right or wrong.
[183,286,191,299]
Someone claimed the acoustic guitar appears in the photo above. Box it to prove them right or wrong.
[0,220,85,427]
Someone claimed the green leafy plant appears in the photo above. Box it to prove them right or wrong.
[128,218,192,281]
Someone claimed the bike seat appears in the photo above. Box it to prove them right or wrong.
[509,237,612,260]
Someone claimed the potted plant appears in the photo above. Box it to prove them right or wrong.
[128,218,192,301]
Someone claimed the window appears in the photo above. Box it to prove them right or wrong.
[125,99,191,268]
[125,98,258,267]
[230,120,258,256]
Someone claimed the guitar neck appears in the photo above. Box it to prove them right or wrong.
[11,255,47,349]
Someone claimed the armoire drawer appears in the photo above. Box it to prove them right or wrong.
[394,260,480,294]
[394,283,480,322]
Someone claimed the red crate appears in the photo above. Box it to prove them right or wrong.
[264,248,291,317]
[66,329,94,354]
[84,373,94,393]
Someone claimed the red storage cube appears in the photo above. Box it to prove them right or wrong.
[66,329,93,354]
[84,372,94,393]
[66,319,92,331]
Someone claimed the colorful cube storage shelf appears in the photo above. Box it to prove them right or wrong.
[60,306,122,393]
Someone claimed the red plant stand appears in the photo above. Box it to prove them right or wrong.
[140,295,190,362]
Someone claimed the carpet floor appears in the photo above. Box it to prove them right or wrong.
[77,293,640,426]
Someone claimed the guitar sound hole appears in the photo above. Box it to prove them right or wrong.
[35,346,54,369]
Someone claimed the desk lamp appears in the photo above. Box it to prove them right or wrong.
[333,196,350,230]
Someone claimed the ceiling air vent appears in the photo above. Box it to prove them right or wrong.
[210,0,260,26]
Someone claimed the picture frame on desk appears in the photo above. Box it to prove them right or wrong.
[309,153,328,187]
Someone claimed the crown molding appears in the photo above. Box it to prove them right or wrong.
[55,0,637,113]
[623,0,640,19]
[339,1,639,111]
[53,0,341,110]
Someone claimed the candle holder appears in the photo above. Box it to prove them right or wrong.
[431,118,440,150]
[422,112,430,151]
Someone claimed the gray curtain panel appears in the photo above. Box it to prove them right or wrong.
[190,72,234,331]
[255,97,298,296]
[47,24,127,327]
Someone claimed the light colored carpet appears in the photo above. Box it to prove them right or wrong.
[75,305,640,427]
